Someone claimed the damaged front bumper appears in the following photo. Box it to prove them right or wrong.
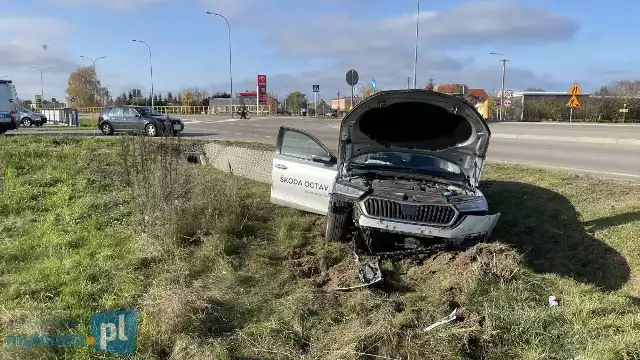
[356,212,501,245]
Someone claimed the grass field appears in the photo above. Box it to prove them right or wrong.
[0,136,639,359]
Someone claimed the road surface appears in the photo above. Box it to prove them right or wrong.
[6,116,640,181]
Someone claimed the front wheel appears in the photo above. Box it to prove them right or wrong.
[325,198,353,243]
[21,118,32,127]
[145,123,158,137]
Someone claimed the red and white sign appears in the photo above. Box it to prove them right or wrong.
[256,74,267,105]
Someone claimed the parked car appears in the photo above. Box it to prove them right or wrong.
[270,89,500,248]
[18,107,47,127]
[98,105,184,137]
[0,79,19,134]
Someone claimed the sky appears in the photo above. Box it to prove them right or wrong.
[2,0,640,103]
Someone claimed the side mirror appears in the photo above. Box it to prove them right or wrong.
[312,154,337,165]
[135,114,141,118]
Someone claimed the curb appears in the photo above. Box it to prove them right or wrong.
[491,133,640,146]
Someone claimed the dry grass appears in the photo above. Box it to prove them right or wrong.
[0,136,639,359]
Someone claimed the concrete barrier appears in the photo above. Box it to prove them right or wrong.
[203,143,273,183]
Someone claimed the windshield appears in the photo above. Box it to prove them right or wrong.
[135,107,163,116]
[346,151,465,179]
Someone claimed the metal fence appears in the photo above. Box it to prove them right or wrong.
[75,105,272,115]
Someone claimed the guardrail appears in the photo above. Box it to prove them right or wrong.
[75,105,272,115]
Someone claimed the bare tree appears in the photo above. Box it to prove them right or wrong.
[65,66,109,107]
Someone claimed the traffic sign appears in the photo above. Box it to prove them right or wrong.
[567,82,582,96]
[503,99,512,107]
[313,85,319,93]
[503,90,513,99]
[346,69,359,86]
[620,108,629,113]
[566,95,580,108]
[69,97,76,103]
[371,79,376,89]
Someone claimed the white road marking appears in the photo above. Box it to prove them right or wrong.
[490,160,640,179]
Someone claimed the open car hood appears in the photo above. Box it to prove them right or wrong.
[338,89,491,188]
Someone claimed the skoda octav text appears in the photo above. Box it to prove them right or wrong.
[280,176,329,197]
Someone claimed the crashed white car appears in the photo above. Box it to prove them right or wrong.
[270,89,500,248]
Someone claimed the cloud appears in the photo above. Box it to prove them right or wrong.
[0,14,78,100]
[241,0,580,98]
[46,0,162,10]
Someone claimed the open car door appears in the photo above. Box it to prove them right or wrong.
[270,127,338,215]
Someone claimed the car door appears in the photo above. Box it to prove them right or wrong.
[122,107,142,132]
[270,127,338,215]
[108,107,125,131]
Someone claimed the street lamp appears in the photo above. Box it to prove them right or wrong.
[132,40,154,108]
[206,11,233,114]
[80,55,106,106]
[412,0,420,89]
[490,52,509,121]
[29,65,53,109]
[397,73,411,90]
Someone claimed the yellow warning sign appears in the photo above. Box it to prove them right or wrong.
[566,95,581,108]
[567,82,582,96]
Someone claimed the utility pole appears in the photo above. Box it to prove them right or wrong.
[490,52,508,121]
[80,55,106,106]
[206,12,233,115]
[132,40,154,108]
[412,0,420,89]
[29,66,52,109]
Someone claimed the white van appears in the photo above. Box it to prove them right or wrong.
[0,79,19,134]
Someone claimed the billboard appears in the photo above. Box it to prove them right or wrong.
[256,75,267,105]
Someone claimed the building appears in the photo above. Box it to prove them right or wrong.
[331,96,363,111]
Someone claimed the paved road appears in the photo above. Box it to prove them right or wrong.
[7,116,640,181]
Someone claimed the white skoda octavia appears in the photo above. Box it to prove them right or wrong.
[270,89,500,248]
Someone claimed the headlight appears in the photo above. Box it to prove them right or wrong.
[332,182,366,198]
[452,197,488,212]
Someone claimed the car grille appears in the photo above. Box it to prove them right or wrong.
[362,198,458,225]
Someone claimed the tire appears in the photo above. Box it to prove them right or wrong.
[325,197,353,243]
[100,122,114,135]
[145,123,158,137]
[21,117,32,127]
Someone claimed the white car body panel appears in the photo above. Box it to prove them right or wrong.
[270,127,338,215]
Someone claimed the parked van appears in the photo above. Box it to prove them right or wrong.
[0,79,19,134]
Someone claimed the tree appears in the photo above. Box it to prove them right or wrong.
[64,66,109,107]
[166,92,174,104]
[128,91,133,101]
[284,91,308,113]
[425,78,436,91]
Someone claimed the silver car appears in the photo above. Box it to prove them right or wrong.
[18,107,47,127]
[270,89,500,249]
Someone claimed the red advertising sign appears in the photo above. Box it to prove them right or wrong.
[256,74,267,105]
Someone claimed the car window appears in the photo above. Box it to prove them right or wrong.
[123,108,139,117]
[100,107,112,116]
[109,107,123,117]
[280,130,329,161]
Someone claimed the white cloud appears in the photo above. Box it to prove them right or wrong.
[243,0,580,97]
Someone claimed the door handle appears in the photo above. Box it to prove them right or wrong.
[275,164,288,170]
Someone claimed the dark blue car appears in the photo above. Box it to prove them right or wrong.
[98,105,184,137]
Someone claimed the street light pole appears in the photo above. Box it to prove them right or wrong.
[29,65,53,109]
[132,40,154,108]
[80,55,106,106]
[412,0,420,89]
[206,11,233,115]
[490,52,508,121]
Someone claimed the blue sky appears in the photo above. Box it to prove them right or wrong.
[3,0,640,102]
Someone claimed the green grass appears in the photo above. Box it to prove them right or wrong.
[0,136,639,359]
